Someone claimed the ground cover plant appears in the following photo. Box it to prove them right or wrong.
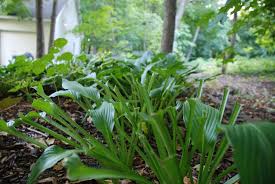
[0,38,86,99]
[0,52,274,183]
[0,0,275,183]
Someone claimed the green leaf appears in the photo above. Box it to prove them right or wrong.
[34,84,50,100]
[0,120,47,148]
[32,99,56,115]
[64,154,150,184]
[57,52,73,61]
[53,38,67,49]
[77,54,87,62]
[141,62,158,85]
[0,119,10,132]
[90,102,115,135]
[182,99,220,152]
[32,60,45,75]
[224,122,275,184]
[55,64,70,75]
[27,145,78,184]
[50,90,79,99]
[46,66,55,76]
[49,47,60,54]
[62,79,100,102]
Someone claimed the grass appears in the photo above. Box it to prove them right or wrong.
[190,56,275,80]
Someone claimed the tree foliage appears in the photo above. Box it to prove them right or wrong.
[220,0,275,54]
[75,0,163,54]
[0,0,30,18]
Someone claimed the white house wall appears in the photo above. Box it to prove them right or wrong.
[0,17,50,65]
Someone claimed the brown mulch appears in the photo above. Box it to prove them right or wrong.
[0,99,98,184]
[203,75,275,123]
[0,75,274,183]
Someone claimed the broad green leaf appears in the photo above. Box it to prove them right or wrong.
[46,66,55,76]
[8,84,25,92]
[55,64,70,75]
[49,47,59,54]
[77,54,87,62]
[50,90,79,99]
[32,99,56,115]
[57,52,73,61]
[64,154,150,184]
[225,122,275,184]
[32,59,47,75]
[62,79,100,102]
[34,84,50,100]
[27,146,78,184]
[182,99,220,152]
[41,53,54,62]
[90,102,115,135]
[25,111,40,118]
[0,119,9,132]
[53,38,67,49]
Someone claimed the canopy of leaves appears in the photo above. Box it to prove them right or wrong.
[220,0,275,53]
[0,0,30,18]
[75,0,163,54]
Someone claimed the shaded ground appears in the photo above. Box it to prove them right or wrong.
[203,75,275,122]
[0,100,98,184]
[0,74,274,183]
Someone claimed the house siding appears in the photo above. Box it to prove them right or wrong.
[0,17,50,65]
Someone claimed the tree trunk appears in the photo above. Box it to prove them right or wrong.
[36,0,44,58]
[48,0,57,50]
[222,12,237,74]
[175,0,187,29]
[87,44,92,54]
[161,0,177,54]
[186,26,200,61]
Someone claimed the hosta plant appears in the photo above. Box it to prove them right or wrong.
[0,84,274,184]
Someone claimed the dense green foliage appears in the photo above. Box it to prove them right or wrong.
[75,0,163,54]
[221,0,275,54]
[0,0,274,183]
[192,56,275,79]
[0,39,84,98]
[1,48,275,183]
[1,0,274,60]
[74,0,274,62]
[0,0,30,18]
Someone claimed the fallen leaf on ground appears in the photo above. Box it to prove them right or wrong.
[38,177,57,184]
[183,176,198,184]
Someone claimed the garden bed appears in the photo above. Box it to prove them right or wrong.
[1,75,274,183]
